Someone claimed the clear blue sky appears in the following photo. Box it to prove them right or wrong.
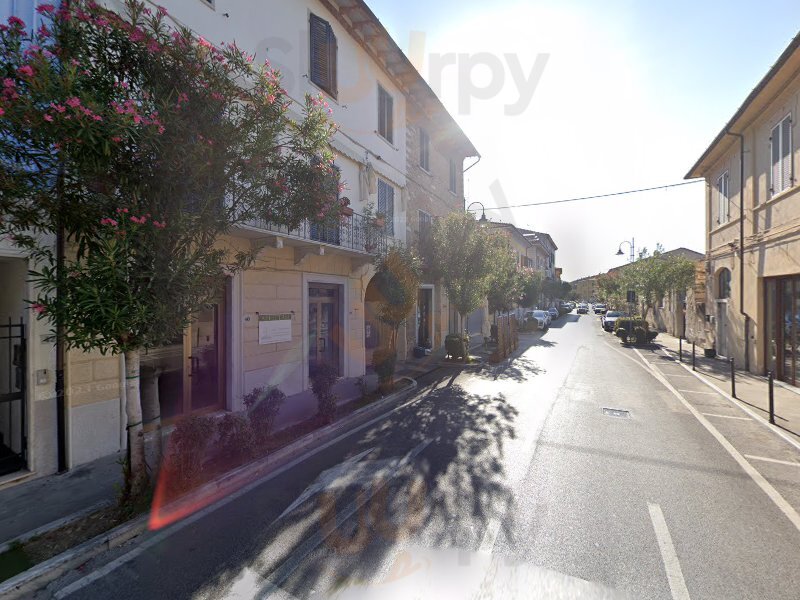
[366,0,800,280]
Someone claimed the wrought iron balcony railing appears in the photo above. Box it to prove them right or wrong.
[245,210,389,255]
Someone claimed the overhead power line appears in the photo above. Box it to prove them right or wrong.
[475,179,705,211]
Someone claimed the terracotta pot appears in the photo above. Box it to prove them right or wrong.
[340,206,354,217]
[374,217,385,228]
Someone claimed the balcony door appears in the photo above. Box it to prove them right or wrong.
[308,285,341,377]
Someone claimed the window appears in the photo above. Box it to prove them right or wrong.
[309,14,338,98]
[378,85,394,144]
[449,158,458,194]
[716,171,730,224]
[718,269,731,299]
[418,210,432,243]
[419,128,430,171]
[770,114,793,196]
[377,179,394,235]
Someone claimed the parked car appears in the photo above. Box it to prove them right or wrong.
[530,310,551,331]
[577,303,589,314]
[594,303,607,315]
[548,307,559,320]
[602,311,626,332]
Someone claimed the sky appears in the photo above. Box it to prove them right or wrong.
[366,0,800,281]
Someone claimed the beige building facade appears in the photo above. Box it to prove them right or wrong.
[0,0,476,485]
[688,30,800,382]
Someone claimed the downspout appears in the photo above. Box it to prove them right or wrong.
[56,171,67,472]
[727,130,749,371]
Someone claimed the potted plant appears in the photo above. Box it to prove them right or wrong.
[340,197,354,217]
[374,212,386,228]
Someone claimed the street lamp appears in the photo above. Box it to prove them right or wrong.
[616,238,635,263]
[615,238,637,340]
[466,201,488,223]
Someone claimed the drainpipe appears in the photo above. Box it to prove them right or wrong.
[727,130,749,371]
[55,174,67,473]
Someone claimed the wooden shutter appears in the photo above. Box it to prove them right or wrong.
[771,123,781,195]
[310,14,337,98]
[782,116,793,191]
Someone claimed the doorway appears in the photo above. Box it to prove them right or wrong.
[417,287,433,347]
[716,301,728,358]
[308,284,341,376]
[142,296,227,423]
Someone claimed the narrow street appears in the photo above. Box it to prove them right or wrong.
[42,313,800,599]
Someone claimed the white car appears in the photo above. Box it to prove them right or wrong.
[530,310,551,330]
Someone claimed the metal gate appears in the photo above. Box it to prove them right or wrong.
[0,317,26,476]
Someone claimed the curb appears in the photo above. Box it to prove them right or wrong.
[0,500,113,555]
[0,515,148,599]
[0,376,420,598]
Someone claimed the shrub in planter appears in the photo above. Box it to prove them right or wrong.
[310,363,339,424]
[217,413,256,463]
[373,347,397,393]
[445,333,469,360]
[634,326,648,346]
[245,386,286,447]
[168,414,216,492]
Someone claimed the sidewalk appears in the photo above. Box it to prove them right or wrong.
[0,453,123,550]
[656,332,800,444]
[0,371,390,552]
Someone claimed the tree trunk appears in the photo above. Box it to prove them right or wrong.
[124,349,148,497]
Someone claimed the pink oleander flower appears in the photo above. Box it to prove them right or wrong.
[111,136,122,143]
[267,94,276,105]
[130,215,146,224]
[36,3,56,14]
[198,37,212,49]
[38,24,51,37]
[152,220,166,229]
[129,28,145,43]
[0,107,5,117]
[50,103,66,113]
[7,16,25,28]
[31,303,46,315]
[100,217,118,227]
[156,6,168,17]
[17,65,34,78]
[3,79,15,89]
[43,114,53,122]
[65,97,81,108]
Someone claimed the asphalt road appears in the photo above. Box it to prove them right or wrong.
[46,313,800,599]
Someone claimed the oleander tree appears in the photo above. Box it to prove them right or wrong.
[0,1,339,496]
[520,268,543,309]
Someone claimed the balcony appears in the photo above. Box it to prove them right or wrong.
[240,210,390,261]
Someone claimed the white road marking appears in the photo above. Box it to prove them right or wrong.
[701,413,751,421]
[628,348,800,533]
[677,389,717,396]
[648,503,691,600]
[54,391,432,599]
[745,454,800,468]
[658,347,800,454]
[478,517,502,555]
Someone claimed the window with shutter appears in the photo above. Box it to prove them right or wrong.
[418,210,432,242]
[309,14,337,98]
[419,128,430,171]
[716,172,729,224]
[782,116,793,191]
[771,115,794,196]
[378,85,393,144]
[377,179,394,235]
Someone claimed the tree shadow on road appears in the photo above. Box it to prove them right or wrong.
[194,370,521,598]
